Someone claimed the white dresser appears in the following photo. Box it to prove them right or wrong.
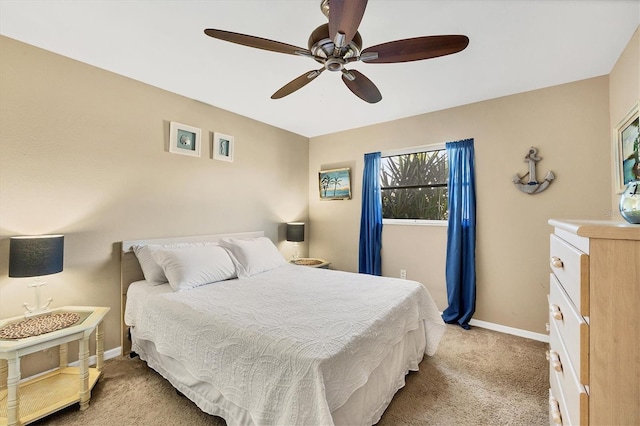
[547,220,640,426]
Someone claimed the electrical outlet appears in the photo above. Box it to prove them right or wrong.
[400,269,406,279]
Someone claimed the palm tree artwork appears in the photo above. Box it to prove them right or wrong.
[330,176,342,197]
[318,168,351,200]
[320,175,331,198]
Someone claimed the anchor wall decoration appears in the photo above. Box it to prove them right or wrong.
[512,147,555,194]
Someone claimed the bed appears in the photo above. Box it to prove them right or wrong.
[121,231,445,426]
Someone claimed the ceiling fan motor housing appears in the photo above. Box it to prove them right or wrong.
[308,24,362,71]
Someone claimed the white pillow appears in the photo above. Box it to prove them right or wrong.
[132,241,220,285]
[219,237,286,278]
[132,245,167,284]
[148,245,237,292]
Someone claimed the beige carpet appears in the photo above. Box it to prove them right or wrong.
[34,325,548,425]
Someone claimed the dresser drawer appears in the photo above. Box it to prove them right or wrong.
[549,349,588,426]
[549,274,589,385]
[550,234,589,317]
[549,388,563,426]
[549,358,568,425]
[549,317,589,426]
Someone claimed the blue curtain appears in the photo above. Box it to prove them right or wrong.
[359,152,382,275]
[442,139,476,330]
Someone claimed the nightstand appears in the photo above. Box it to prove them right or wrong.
[290,258,330,269]
[0,306,109,426]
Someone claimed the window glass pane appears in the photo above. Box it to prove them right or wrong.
[382,186,448,220]
[380,148,448,221]
[381,150,448,188]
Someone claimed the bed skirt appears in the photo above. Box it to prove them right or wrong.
[131,320,428,426]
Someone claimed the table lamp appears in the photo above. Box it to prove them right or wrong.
[286,222,304,260]
[9,235,64,317]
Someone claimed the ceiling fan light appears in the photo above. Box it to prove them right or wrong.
[325,58,344,72]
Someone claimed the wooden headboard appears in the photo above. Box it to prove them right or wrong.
[120,231,264,355]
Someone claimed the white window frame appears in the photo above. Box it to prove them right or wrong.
[381,143,448,227]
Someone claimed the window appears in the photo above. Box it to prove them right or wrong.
[380,145,448,222]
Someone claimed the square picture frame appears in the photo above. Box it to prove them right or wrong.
[319,168,352,200]
[612,102,639,193]
[169,121,201,157]
[213,132,234,162]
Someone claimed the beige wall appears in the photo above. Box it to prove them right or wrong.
[0,36,309,370]
[609,26,639,207]
[309,76,612,335]
[0,23,636,374]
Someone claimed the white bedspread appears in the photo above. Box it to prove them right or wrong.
[125,264,445,425]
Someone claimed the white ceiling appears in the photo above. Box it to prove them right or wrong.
[1,1,638,138]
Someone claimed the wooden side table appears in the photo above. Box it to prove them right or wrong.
[0,306,109,426]
[290,258,330,269]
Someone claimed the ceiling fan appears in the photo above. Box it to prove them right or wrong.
[204,0,469,104]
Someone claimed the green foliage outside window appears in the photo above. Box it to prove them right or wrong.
[381,150,448,220]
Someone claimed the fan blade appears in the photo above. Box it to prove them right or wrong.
[361,35,469,63]
[271,69,325,99]
[329,0,368,48]
[204,29,311,56]
[341,69,381,104]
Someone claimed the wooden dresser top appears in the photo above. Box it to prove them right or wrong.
[549,219,640,241]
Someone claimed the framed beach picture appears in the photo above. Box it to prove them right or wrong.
[319,168,352,200]
[213,132,234,162]
[169,121,201,157]
[613,102,639,193]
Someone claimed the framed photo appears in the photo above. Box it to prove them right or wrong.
[169,122,201,157]
[319,168,351,200]
[213,132,234,162]
[613,102,639,193]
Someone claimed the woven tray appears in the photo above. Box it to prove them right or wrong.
[0,312,81,339]
[293,259,323,266]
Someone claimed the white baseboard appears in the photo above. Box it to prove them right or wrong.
[68,346,122,367]
[105,346,122,360]
[20,347,123,384]
[469,318,549,343]
[439,311,549,343]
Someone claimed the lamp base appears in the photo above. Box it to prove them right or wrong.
[291,242,300,261]
[23,279,53,318]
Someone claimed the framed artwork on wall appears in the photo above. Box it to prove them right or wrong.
[213,132,234,162]
[319,168,351,200]
[612,102,639,193]
[169,122,201,157]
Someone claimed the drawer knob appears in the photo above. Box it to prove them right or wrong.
[549,304,563,320]
[549,395,563,424]
[548,350,562,372]
[550,256,563,268]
